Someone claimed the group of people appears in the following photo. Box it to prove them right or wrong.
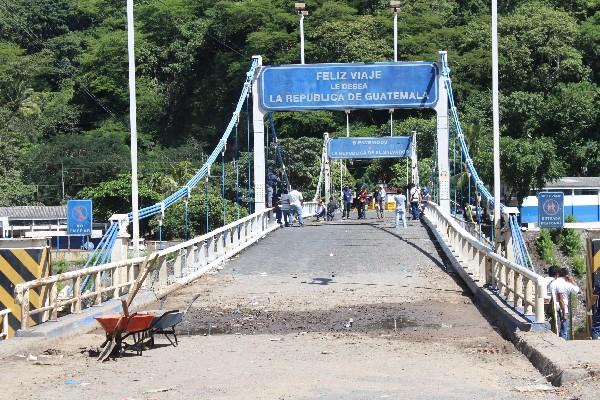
[272,188,305,227]
[313,197,339,221]
[546,265,600,340]
[339,183,429,228]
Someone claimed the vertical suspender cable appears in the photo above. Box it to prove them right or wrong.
[235,121,240,220]
[184,198,189,241]
[205,176,209,234]
[460,150,464,210]
[222,150,226,226]
[246,95,252,214]
[159,219,162,250]
[452,128,457,216]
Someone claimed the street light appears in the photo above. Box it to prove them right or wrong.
[126,0,140,257]
[491,0,501,239]
[390,1,400,62]
[295,3,308,64]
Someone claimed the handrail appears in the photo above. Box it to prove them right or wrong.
[424,202,545,324]
[0,309,9,339]
[12,202,317,333]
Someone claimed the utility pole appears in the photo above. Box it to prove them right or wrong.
[127,0,140,257]
[295,3,308,64]
[491,0,501,234]
[390,1,400,62]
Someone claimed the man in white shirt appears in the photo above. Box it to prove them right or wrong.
[288,188,304,226]
[393,189,407,228]
[549,268,580,340]
[409,184,421,220]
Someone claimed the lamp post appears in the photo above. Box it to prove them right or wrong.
[491,0,501,234]
[126,0,140,257]
[295,3,308,64]
[390,1,400,62]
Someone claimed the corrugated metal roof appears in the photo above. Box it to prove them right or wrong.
[0,206,67,220]
[545,177,600,189]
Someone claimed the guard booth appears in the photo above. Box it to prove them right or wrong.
[0,238,51,337]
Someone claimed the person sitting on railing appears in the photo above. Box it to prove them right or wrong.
[314,198,326,222]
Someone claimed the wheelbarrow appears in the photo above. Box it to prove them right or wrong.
[148,294,201,347]
[95,253,160,362]
[95,313,155,360]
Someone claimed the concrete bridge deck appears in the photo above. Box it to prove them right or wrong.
[0,215,592,399]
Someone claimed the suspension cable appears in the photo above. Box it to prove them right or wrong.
[222,149,226,226]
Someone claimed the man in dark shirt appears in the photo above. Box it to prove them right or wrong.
[342,186,352,219]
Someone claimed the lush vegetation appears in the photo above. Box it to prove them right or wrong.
[2,0,600,239]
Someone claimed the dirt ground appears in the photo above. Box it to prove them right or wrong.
[1,218,599,399]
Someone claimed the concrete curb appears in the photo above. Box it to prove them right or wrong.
[423,215,598,386]
[512,331,593,386]
[423,215,531,334]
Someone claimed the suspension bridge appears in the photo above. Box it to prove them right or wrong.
[1,52,598,397]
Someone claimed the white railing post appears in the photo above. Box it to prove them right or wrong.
[199,242,207,266]
[535,280,545,323]
[21,291,29,330]
[158,256,168,287]
[173,250,182,279]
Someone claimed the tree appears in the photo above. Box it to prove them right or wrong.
[499,137,565,204]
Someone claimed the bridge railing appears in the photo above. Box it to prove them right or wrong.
[424,202,545,324]
[13,203,316,332]
[0,309,10,339]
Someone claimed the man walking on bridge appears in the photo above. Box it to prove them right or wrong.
[288,187,304,226]
[394,188,407,228]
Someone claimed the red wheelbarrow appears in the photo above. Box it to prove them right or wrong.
[95,313,155,360]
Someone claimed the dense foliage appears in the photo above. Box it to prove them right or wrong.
[1,0,599,238]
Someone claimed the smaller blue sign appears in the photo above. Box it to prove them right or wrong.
[538,192,564,228]
[327,136,411,159]
[67,200,93,236]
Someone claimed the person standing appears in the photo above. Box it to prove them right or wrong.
[288,187,304,226]
[393,188,407,228]
[342,186,353,219]
[549,268,580,340]
[281,189,291,227]
[358,187,367,219]
[376,185,386,219]
[266,170,281,208]
[409,184,421,220]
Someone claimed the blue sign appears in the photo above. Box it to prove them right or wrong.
[67,200,93,235]
[538,192,564,228]
[260,62,438,111]
[327,136,411,159]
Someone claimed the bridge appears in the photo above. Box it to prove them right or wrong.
[1,44,599,399]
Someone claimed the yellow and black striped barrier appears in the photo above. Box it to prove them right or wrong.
[586,237,600,337]
[0,247,50,337]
